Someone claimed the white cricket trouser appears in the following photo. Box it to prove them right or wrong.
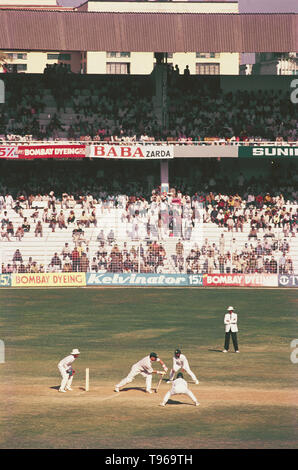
[58,366,73,390]
[161,387,198,405]
[169,365,197,382]
[116,367,152,391]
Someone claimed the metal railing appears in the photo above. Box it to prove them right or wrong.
[1,139,297,147]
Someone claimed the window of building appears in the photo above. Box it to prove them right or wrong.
[6,64,27,72]
[17,64,27,71]
[106,62,130,74]
[196,63,220,75]
[7,53,27,60]
[47,53,71,61]
[196,53,220,59]
[106,52,131,58]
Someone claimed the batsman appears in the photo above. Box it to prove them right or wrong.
[57,348,80,393]
[114,352,168,394]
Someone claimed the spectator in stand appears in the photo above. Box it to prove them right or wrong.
[34,220,43,237]
[13,249,23,264]
[6,220,14,237]
[51,252,62,271]
[269,256,278,274]
[248,226,258,240]
[1,211,9,230]
[90,257,98,273]
[285,255,293,274]
[62,261,72,273]
[67,210,76,225]
[89,209,97,227]
[61,242,71,260]
[80,253,89,272]
[58,210,67,230]
[49,211,57,232]
[78,210,90,228]
[71,246,80,272]
[107,229,115,245]
[48,191,56,211]
[22,217,30,233]
[1,227,11,241]
[15,225,24,242]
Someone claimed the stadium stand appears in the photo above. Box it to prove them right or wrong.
[0,74,297,143]
[0,74,297,277]
[0,164,296,275]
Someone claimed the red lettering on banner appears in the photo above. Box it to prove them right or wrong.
[120,147,132,157]
[204,273,277,287]
[17,145,86,159]
[93,145,145,158]
[94,146,105,157]
[107,147,118,157]
[133,147,144,158]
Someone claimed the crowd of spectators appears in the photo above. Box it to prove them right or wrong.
[0,74,296,143]
[0,172,296,274]
[0,74,296,274]
[167,85,298,143]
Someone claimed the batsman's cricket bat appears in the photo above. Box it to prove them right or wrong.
[155,375,163,393]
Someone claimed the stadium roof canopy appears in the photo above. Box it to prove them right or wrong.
[0,10,296,52]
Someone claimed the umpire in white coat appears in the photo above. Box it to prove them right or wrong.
[223,306,239,353]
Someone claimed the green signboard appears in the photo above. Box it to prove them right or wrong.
[238,146,298,158]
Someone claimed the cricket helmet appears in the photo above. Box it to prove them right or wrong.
[174,349,181,358]
[150,352,158,359]
[177,372,184,379]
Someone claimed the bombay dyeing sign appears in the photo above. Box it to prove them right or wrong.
[16,144,86,159]
[89,144,174,159]
[238,146,298,158]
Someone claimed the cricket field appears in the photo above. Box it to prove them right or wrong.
[0,287,297,449]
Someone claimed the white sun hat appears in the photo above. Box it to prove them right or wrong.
[227,306,234,310]
[71,348,80,355]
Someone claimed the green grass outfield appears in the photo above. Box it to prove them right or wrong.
[0,287,297,449]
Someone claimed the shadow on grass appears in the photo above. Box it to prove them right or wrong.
[208,349,224,353]
[166,399,194,406]
[119,386,148,393]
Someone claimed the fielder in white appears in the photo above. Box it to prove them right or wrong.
[58,348,80,392]
[160,372,199,407]
[167,349,199,384]
[114,352,168,394]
